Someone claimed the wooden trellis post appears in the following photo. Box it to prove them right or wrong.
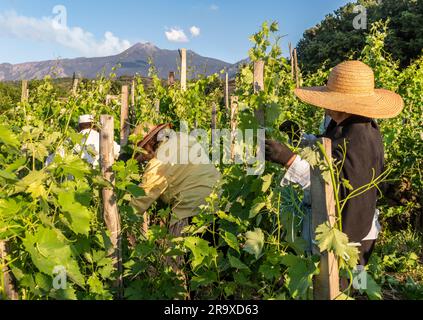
[130,79,136,123]
[168,71,175,86]
[311,138,340,300]
[72,78,79,96]
[293,48,300,88]
[211,102,217,131]
[100,115,123,298]
[0,241,18,300]
[225,73,229,112]
[21,80,29,102]
[253,60,265,126]
[289,43,294,79]
[131,79,136,107]
[120,85,130,147]
[180,48,187,91]
[230,96,239,161]
[154,99,160,114]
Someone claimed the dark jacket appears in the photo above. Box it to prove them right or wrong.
[324,116,385,243]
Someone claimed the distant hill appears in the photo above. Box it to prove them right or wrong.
[0,43,245,81]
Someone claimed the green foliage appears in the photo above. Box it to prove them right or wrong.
[297,0,423,74]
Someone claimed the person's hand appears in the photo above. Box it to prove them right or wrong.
[118,152,131,162]
[279,120,301,144]
[265,140,296,167]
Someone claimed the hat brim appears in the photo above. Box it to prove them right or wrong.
[138,124,171,149]
[294,86,404,119]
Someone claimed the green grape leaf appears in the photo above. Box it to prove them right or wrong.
[222,231,240,253]
[261,174,273,193]
[300,146,320,168]
[0,170,18,181]
[243,228,264,259]
[14,170,48,199]
[315,222,349,257]
[184,237,212,270]
[249,201,266,219]
[360,273,382,300]
[280,254,319,299]
[126,184,145,198]
[315,223,360,267]
[58,191,92,236]
[0,125,20,148]
[259,263,281,280]
[228,253,250,270]
[87,274,104,295]
[56,155,91,179]
[50,287,78,300]
[22,226,85,288]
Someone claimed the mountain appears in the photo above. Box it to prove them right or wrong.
[0,43,243,81]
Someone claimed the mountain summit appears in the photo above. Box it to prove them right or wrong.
[0,43,240,81]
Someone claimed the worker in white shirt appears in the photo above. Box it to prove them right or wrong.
[75,115,121,168]
[45,115,121,169]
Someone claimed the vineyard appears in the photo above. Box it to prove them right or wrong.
[0,20,422,301]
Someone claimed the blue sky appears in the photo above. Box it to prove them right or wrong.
[0,0,352,64]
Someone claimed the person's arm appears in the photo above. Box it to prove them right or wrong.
[130,160,168,215]
[281,155,311,190]
[265,140,311,190]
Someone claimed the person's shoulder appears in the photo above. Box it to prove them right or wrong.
[343,117,378,135]
[343,118,382,147]
[81,129,100,137]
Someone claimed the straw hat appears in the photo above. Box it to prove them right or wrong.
[78,114,94,124]
[294,61,404,119]
[134,123,171,148]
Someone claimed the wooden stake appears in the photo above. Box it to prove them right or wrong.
[253,60,265,126]
[289,43,294,79]
[131,79,136,107]
[21,80,28,102]
[0,241,18,300]
[311,138,340,300]
[168,71,175,86]
[100,115,123,298]
[225,73,229,112]
[180,48,187,91]
[120,86,130,147]
[293,48,300,88]
[211,102,217,131]
[72,78,79,96]
[253,60,265,93]
[230,96,239,161]
[130,79,136,123]
[154,99,160,114]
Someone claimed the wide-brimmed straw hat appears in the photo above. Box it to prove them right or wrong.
[134,123,171,148]
[294,61,404,119]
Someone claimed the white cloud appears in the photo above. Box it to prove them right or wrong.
[165,27,189,43]
[210,4,219,11]
[189,26,201,37]
[0,10,131,57]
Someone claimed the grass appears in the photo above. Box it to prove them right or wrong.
[369,227,423,300]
